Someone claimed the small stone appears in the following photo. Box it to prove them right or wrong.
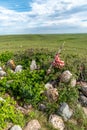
[38,104,46,112]
[45,83,53,89]
[57,102,73,121]
[15,65,23,72]
[0,97,5,102]
[70,78,76,87]
[24,119,41,130]
[45,85,59,102]
[80,86,87,97]
[7,59,16,70]
[82,107,87,116]
[79,94,87,107]
[60,70,72,83]
[0,70,6,77]
[0,67,3,71]
[30,60,37,71]
[10,125,22,130]
[49,114,65,130]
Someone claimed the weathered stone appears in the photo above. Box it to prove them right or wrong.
[24,119,41,130]
[45,83,53,89]
[60,70,72,83]
[30,60,37,71]
[57,102,73,121]
[15,65,23,72]
[45,84,58,102]
[80,86,87,97]
[0,97,5,102]
[82,107,87,116]
[0,70,6,77]
[10,125,22,130]
[0,67,3,71]
[79,93,87,107]
[49,114,65,130]
[7,59,16,70]
[70,78,76,87]
[38,103,46,112]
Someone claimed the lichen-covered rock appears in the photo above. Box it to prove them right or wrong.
[15,65,23,72]
[30,60,37,71]
[10,125,22,130]
[57,102,73,121]
[45,84,58,102]
[24,119,41,130]
[60,70,72,83]
[49,114,65,130]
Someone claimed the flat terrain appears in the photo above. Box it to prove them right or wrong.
[0,34,87,55]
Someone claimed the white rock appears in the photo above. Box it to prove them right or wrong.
[0,67,3,71]
[60,70,72,83]
[70,78,76,87]
[0,70,6,77]
[24,119,41,130]
[49,114,65,130]
[45,83,53,89]
[10,125,22,130]
[15,65,23,72]
[0,97,5,102]
[30,60,37,71]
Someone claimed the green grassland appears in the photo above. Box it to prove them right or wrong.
[0,33,87,55]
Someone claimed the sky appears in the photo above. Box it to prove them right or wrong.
[0,0,87,35]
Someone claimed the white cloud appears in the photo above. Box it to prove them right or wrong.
[0,0,87,34]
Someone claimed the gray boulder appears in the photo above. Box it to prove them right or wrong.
[57,102,73,121]
[24,119,41,130]
[49,114,65,130]
[10,125,22,130]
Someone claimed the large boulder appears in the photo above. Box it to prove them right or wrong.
[60,70,72,83]
[10,125,22,130]
[57,102,73,121]
[24,119,41,130]
[49,114,65,130]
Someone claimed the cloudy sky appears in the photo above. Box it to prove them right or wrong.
[0,0,87,35]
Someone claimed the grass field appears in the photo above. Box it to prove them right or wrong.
[0,33,87,55]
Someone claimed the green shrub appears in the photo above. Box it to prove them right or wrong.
[0,96,25,130]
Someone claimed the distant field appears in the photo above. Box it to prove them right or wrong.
[0,34,87,55]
